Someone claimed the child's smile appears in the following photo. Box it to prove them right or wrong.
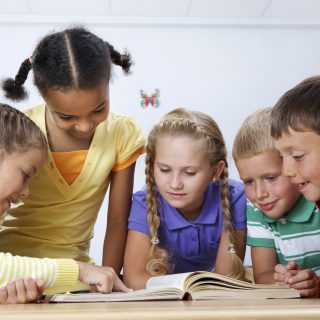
[235,150,300,219]
[275,128,320,202]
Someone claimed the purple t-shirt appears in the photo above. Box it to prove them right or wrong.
[128,179,246,273]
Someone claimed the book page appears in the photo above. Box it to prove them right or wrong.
[146,272,192,290]
[47,287,184,303]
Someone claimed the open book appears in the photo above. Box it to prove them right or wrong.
[45,271,300,302]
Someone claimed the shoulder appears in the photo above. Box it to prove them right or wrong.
[132,186,147,206]
[227,179,246,204]
[108,112,143,132]
[247,201,265,223]
[24,103,45,119]
[128,186,149,234]
[106,112,145,147]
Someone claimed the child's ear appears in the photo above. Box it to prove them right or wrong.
[212,160,225,181]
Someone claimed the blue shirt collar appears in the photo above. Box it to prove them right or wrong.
[160,182,220,230]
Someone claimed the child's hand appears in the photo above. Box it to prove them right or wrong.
[76,262,132,293]
[274,261,301,285]
[285,269,319,298]
[0,278,44,304]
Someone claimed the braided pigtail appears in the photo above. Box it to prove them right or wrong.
[220,166,246,280]
[2,58,32,101]
[145,146,171,276]
[106,42,133,74]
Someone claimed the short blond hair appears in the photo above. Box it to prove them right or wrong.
[232,108,275,161]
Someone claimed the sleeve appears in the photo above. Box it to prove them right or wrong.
[229,180,247,230]
[0,252,79,289]
[112,116,145,171]
[246,201,275,248]
[128,188,150,235]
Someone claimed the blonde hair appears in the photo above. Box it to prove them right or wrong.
[145,108,245,279]
[232,108,274,161]
[0,103,47,155]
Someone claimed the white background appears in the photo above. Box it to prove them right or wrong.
[1,2,320,265]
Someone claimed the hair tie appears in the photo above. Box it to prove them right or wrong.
[151,237,160,245]
[227,243,236,254]
[28,56,32,65]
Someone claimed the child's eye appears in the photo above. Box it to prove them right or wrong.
[185,172,196,176]
[23,172,31,181]
[159,168,170,173]
[266,176,278,182]
[292,154,304,161]
[243,179,254,185]
[59,115,73,121]
[93,108,104,113]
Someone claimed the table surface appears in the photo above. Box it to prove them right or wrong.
[0,298,319,320]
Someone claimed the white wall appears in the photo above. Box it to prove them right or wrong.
[1,22,320,265]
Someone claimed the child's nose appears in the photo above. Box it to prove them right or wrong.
[20,184,29,199]
[170,175,183,189]
[255,183,268,200]
[282,158,296,178]
[75,120,94,133]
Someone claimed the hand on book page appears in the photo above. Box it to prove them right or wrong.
[45,271,300,303]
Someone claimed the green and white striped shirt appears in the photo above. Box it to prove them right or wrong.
[247,196,320,275]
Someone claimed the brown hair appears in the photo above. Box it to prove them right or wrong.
[232,108,274,160]
[145,108,245,279]
[0,103,47,155]
[271,76,320,139]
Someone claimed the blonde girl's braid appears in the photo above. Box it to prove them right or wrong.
[220,166,246,280]
[145,144,171,276]
[189,109,246,280]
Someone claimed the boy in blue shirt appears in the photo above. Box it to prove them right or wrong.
[233,108,320,298]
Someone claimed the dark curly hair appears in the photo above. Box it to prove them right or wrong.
[1,26,133,101]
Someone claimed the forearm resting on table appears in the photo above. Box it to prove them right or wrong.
[0,252,79,289]
[102,220,128,275]
[253,270,277,284]
[123,270,151,290]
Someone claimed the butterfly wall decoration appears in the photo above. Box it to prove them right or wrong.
[140,89,160,108]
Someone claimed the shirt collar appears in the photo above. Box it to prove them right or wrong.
[262,195,316,223]
[161,182,220,230]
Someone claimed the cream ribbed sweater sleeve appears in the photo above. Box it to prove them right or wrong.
[0,252,79,288]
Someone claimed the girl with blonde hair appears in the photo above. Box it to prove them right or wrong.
[124,108,247,289]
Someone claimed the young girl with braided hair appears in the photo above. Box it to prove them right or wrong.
[0,103,130,304]
[0,27,145,284]
[123,108,247,289]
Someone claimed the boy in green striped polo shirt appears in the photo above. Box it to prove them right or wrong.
[233,108,320,298]
[271,76,320,298]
